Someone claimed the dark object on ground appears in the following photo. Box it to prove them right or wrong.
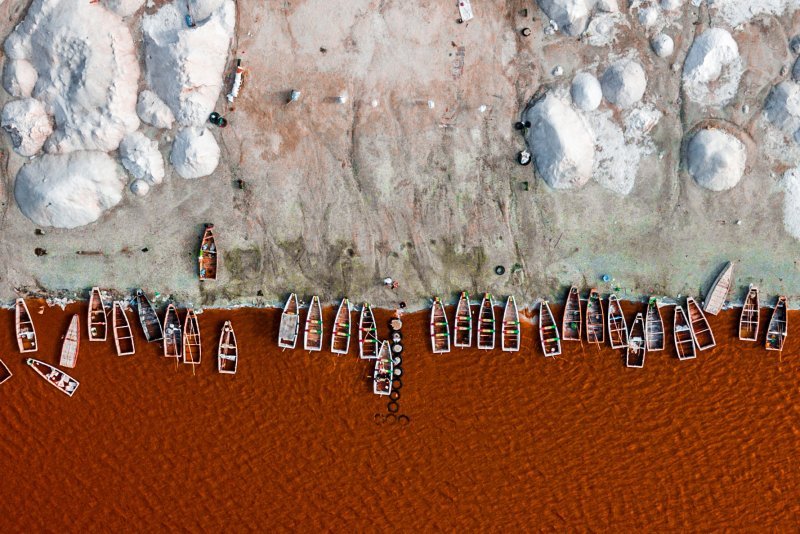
[457,17,463,23]
[34,248,47,256]
[217,118,228,128]
[319,47,327,53]
[399,302,406,309]
[522,181,530,191]
[518,150,532,165]
[209,112,220,124]
[237,179,245,190]
[524,121,531,128]
[141,247,149,253]
[521,27,531,36]
[495,265,506,275]
[35,229,44,236]
[257,290,264,296]
[514,121,525,130]
[389,390,400,401]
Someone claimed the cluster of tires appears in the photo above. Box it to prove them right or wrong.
[374,316,409,426]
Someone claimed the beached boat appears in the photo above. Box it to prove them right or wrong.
[703,261,733,315]
[453,292,473,348]
[562,286,581,341]
[182,309,201,364]
[686,297,715,351]
[586,289,604,345]
[135,290,163,343]
[626,313,646,368]
[739,285,760,342]
[373,341,393,396]
[359,303,379,359]
[218,321,238,374]
[330,298,351,355]
[198,224,217,281]
[163,304,182,358]
[59,314,80,369]
[26,358,79,397]
[539,300,561,357]
[88,287,108,341]
[277,293,300,349]
[501,296,521,352]
[477,293,496,350]
[0,359,12,386]
[645,298,664,352]
[607,295,628,349]
[766,296,788,352]
[112,301,135,356]
[673,306,696,360]
[304,296,324,352]
[430,297,451,354]
[15,298,37,353]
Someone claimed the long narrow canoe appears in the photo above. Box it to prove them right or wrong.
[59,315,80,369]
[0,359,12,386]
[182,309,201,365]
[539,300,561,357]
[674,305,696,360]
[739,285,759,341]
[453,292,472,348]
[26,358,79,397]
[626,313,646,368]
[477,293,495,350]
[373,341,393,396]
[430,297,450,354]
[359,303,379,359]
[703,261,733,315]
[586,289,604,345]
[645,298,664,352]
[135,290,163,343]
[113,301,135,356]
[607,295,628,349]
[687,297,715,351]
[198,224,218,281]
[15,298,37,353]
[501,296,520,352]
[277,293,300,349]
[562,286,581,341]
[218,321,238,374]
[304,296,324,352]
[766,296,788,352]
[88,287,108,341]
[330,298,351,355]
[163,304,183,358]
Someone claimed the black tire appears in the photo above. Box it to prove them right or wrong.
[391,332,403,343]
[392,343,403,354]
[394,367,403,376]
[209,112,220,123]
[398,415,410,425]
[495,265,506,275]
[390,318,403,331]
[384,413,397,424]
[393,356,402,366]
[392,378,402,390]
[457,18,463,24]
[387,401,399,413]
[373,413,384,425]
[389,390,400,401]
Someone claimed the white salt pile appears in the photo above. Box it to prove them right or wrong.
[137,90,176,129]
[2,98,53,156]
[637,6,658,28]
[686,128,746,191]
[651,34,674,58]
[682,28,742,107]
[2,60,37,98]
[524,94,595,189]
[102,0,146,17]
[571,73,602,111]
[781,164,800,239]
[707,0,794,28]
[170,127,221,179]
[595,0,618,11]
[119,132,165,187]
[764,81,800,141]
[536,0,590,36]
[601,59,646,108]
[14,152,126,228]
[660,0,683,11]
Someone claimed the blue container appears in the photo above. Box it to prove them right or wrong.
[601,274,611,283]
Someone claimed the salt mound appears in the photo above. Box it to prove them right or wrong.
[2,99,53,156]
[660,0,683,10]
[103,0,146,17]
[571,73,602,111]
[188,0,228,20]
[137,90,175,129]
[143,0,236,126]
[14,152,126,228]
[601,60,646,108]
[707,0,793,28]
[170,127,220,179]
[651,34,674,58]
[686,128,746,191]
[638,6,658,28]
[130,179,150,197]
[764,81,800,140]
[119,132,165,186]
[682,28,742,107]
[536,0,590,36]
[3,59,37,98]
[524,94,595,189]
[4,0,140,153]
[782,164,800,239]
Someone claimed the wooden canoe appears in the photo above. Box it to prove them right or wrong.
[218,321,238,374]
[626,313,646,368]
[163,304,183,358]
[0,359,12,386]
[26,358,79,397]
[501,296,520,352]
[453,291,473,348]
[87,287,108,341]
[198,224,218,281]
[477,293,496,350]
[430,297,451,354]
[359,303,379,359]
[330,298,351,355]
[607,295,628,349]
[686,297,715,351]
[674,305,696,360]
[277,293,300,349]
[303,296,324,352]
[586,289,604,345]
[539,300,561,357]
[703,261,733,315]
[15,298,37,353]
[59,314,80,369]
[562,286,581,341]
[373,341,393,396]
[135,290,163,342]
[766,296,788,352]
[182,309,201,365]
[739,285,759,342]
[112,301,135,356]
[645,298,664,352]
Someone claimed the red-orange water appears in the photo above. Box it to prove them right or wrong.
[1,301,799,529]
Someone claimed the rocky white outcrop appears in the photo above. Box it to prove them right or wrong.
[682,28,742,107]
[2,98,53,156]
[2,59,37,98]
[571,72,602,111]
[170,127,220,179]
[651,33,674,58]
[130,179,151,196]
[102,0,146,17]
[764,81,800,141]
[686,128,746,191]
[601,60,646,108]
[136,90,176,130]
[536,0,590,36]
[119,132,165,186]
[660,0,683,11]
[637,6,658,28]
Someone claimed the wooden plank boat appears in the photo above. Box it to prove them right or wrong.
[218,321,238,374]
[703,261,733,315]
[112,301,135,356]
[15,298,37,353]
[198,224,217,281]
[373,341,393,396]
[330,298,351,355]
[674,306,696,360]
[277,293,300,349]
[562,286,581,341]
[0,359,12,386]
[430,297,451,354]
[59,314,80,369]
[182,309,201,364]
[163,304,182,358]
[26,358,79,397]
[686,297,715,351]
[477,293,495,350]
[501,296,520,352]
[766,296,788,351]
[626,313,646,368]
[739,285,760,341]
[303,296,324,352]
[135,290,163,342]
[607,294,628,349]
[645,298,664,352]
[87,287,108,341]
[539,300,561,357]
[453,291,472,348]
[586,289,604,345]
[359,303,379,359]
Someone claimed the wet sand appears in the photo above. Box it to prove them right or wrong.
[1,301,799,529]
